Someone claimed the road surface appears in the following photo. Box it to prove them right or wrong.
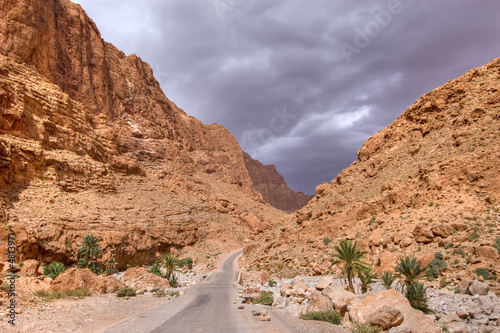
[101,250,299,333]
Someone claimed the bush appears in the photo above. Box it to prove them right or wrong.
[405,282,434,314]
[43,262,66,280]
[176,257,193,269]
[34,288,90,301]
[350,322,382,333]
[300,310,342,325]
[116,288,136,297]
[468,229,480,242]
[494,238,500,254]
[444,242,452,249]
[88,262,103,275]
[475,268,490,280]
[427,252,447,281]
[268,279,277,287]
[252,291,274,306]
[323,237,332,246]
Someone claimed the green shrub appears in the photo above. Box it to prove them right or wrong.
[468,229,480,242]
[252,291,274,306]
[380,271,396,290]
[43,262,66,280]
[116,288,136,297]
[394,255,426,290]
[405,282,434,314]
[439,277,448,288]
[34,288,90,301]
[494,238,500,254]
[453,247,465,257]
[88,262,103,275]
[268,279,277,287]
[350,322,382,333]
[323,237,332,246]
[427,252,447,281]
[300,310,342,325]
[475,268,490,280]
[444,242,452,249]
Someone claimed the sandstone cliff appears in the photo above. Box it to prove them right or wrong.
[0,0,287,268]
[243,57,500,292]
[243,152,311,212]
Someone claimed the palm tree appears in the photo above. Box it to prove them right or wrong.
[43,261,66,280]
[106,257,118,275]
[78,234,103,262]
[331,240,368,293]
[358,266,377,293]
[162,253,177,279]
[394,255,426,291]
[405,282,434,314]
[380,271,396,290]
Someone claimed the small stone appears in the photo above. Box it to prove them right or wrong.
[259,315,271,321]
[238,305,244,309]
[251,310,261,316]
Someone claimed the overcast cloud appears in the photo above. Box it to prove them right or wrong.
[74,0,500,194]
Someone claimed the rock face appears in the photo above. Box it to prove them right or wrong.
[243,56,500,292]
[243,152,311,212]
[0,0,287,268]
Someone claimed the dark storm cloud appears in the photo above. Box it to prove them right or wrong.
[75,0,500,194]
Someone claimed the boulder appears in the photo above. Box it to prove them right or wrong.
[121,267,170,290]
[348,289,440,333]
[368,305,404,329]
[457,280,470,294]
[431,223,452,238]
[292,278,308,294]
[322,285,356,315]
[456,306,469,319]
[19,259,40,276]
[469,280,489,295]
[315,276,333,291]
[51,268,124,293]
[401,237,413,247]
[475,246,499,259]
[438,313,466,333]
[306,291,333,313]
[412,223,434,244]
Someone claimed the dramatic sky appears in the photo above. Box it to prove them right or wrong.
[74,0,500,195]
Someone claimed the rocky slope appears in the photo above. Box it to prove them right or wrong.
[243,152,311,212]
[242,57,500,292]
[0,0,287,268]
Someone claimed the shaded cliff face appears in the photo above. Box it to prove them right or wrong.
[243,152,311,212]
[0,0,287,267]
[242,58,500,291]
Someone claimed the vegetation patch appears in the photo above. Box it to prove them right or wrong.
[300,310,342,325]
[43,261,66,280]
[252,291,274,306]
[427,252,447,281]
[349,322,382,333]
[34,288,91,301]
[475,268,490,280]
[116,288,137,297]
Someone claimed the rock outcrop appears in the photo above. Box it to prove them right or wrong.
[243,152,311,212]
[0,0,287,268]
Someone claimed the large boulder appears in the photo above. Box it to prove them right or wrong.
[469,280,489,295]
[121,267,170,290]
[348,289,440,333]
[291,278,308,294]
[306,291,333,313]
[475,246,499,259]
[51,268,124,293]
[322,285,356,315]
[368,305,404,330]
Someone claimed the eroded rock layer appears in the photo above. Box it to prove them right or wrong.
[0,0,286,267]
